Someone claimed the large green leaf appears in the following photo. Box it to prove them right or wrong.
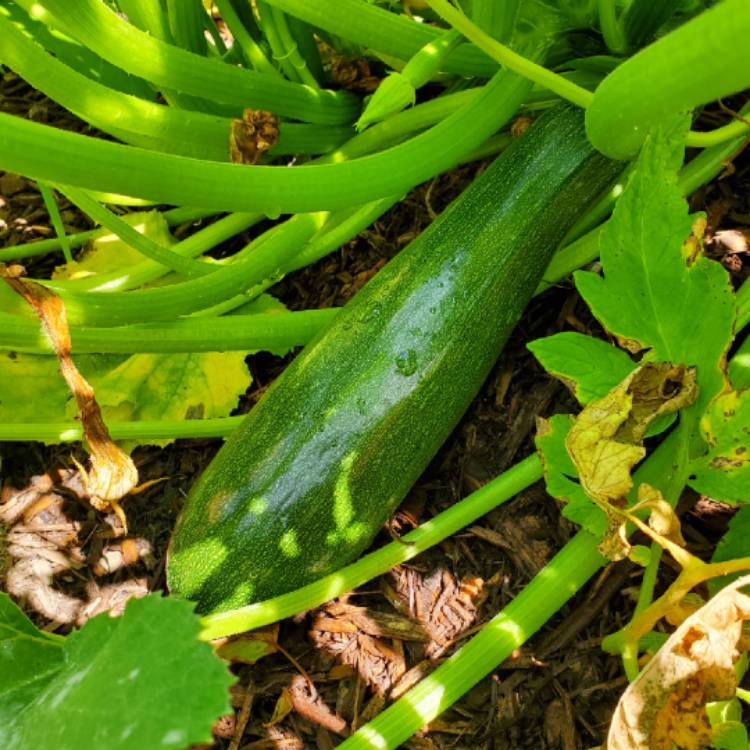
[0,594,64,719]
[0,594,233,750]
[574,116,736,419]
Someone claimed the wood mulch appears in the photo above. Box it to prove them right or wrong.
[2,70,749,749]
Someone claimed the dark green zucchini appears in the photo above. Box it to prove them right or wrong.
[167,105,618,614]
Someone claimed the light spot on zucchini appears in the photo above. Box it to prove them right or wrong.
[327,452,368,545]
[279,529,301,558]
[249,497,268,515]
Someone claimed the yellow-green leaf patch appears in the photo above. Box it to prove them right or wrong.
[535,413,607,536]
[689,389,750,504]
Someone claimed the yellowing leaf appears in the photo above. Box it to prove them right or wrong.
[566,384,645,504]
[566,363,696,505]
[216,625,279,664]
[52,211,176,281]
[689,389,750,504]
[637,483,686,549]
[0,352,69,424]
[607,575,750,750]
[69,351,252,450]
[265,687,294,727]
[536,414,607,536]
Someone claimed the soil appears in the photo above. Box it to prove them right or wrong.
[2,69,749,750]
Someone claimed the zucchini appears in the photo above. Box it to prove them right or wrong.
[167,105,619,614]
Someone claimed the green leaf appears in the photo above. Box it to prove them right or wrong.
[0,594,233,750]
[535,413,607,536]
[574,116,736,419]
[0,594,64,717]
[729,333,750,391]
[528,331,636,404]
[689,389,750,504]
[708,507,750,596]
[0,352,70,424]
[712,721,749,750]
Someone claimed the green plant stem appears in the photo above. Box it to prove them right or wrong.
[198,454,543,640]
[624,542,662,679]
[195,196,401,317]
[255,0,300,83]
[271,6,318,86]
[117,0,173,42]
[262,0,495,76]
[57,186,217,278]
[0,70,530,214]
[263,2,319,88]
[471,0,519,43]
[0,7,350,160]
[0,207,218,262]
[0,309,337,354]
[0,212,327,325]
[425,0,594,108]
[16,0,358,124]
[202,8,229,57]
[37,182,72,264]
[340,531,604,750]
[0,417,245,443]
[686,118,750,149]
[166,0,207,56]
[597,0,626,53]
[585,0,750,158]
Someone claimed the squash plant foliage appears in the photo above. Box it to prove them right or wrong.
[0,0,749,749]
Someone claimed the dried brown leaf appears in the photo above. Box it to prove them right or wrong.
[229,109,279,165]
[264,687,294,728]
[1,267,137,531]
[607,575,750,750]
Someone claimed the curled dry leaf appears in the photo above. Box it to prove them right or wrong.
[567,362,697,505]
[636,484,686,548]
[229,108,280,165]
[1,266,137,532]
[607,575,750,750]
[565,362,696,560]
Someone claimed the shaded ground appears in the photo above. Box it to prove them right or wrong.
[2,70,749,749]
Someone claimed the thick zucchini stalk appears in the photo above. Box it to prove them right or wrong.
[168,105,620,613]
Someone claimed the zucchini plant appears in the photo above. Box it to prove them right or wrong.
[0,0,749,748]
